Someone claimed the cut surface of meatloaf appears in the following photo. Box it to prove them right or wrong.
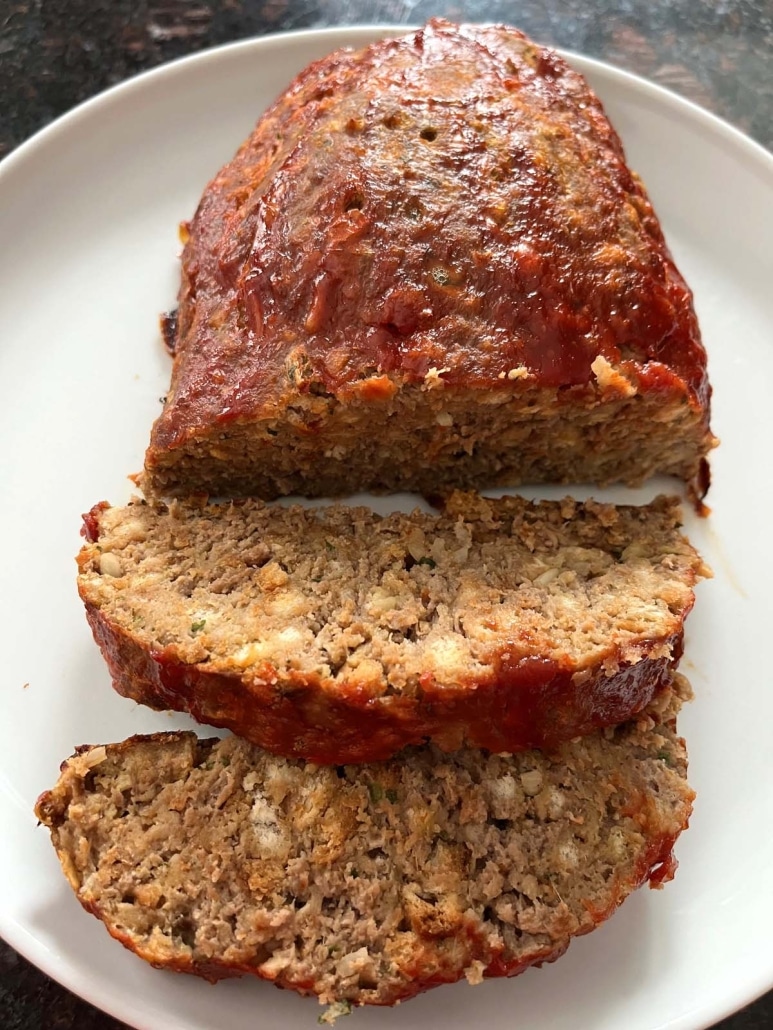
[143,18,715,503]
[77,492,708,764]
[35,681,694,1011]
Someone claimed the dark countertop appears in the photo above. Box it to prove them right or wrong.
[1,1,771,1028]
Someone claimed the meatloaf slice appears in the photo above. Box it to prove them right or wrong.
[35,680,694,1012]
[143,18,715,503]
[77,492,708,764]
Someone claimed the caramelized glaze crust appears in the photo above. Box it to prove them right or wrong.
[145,19,714,497]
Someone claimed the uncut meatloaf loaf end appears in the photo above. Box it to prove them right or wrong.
[143,18,715,503]
[35,681,694,1011]
[77,492,708,764]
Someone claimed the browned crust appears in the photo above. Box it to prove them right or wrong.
[143,18,715,502]
[84,600,684,764]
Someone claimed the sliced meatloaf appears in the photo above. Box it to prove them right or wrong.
[77,492,708,764]
[143,18,715,503]
[35,681,694,1011]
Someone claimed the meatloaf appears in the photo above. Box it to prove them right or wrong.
[143,18,715,503]
[77,492,707,764]
[35,679,693,1012]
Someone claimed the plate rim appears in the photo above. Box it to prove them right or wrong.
[1,23,772,186]
[1,22,772,1030]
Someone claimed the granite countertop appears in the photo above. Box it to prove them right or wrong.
[1,1,771,1027]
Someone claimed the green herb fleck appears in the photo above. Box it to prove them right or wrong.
[191,619,206,634]
[324,540,335,553]
[656,748,673,766]
[368,782,384,804]
[417,556,437,568]
[385,788,398,804]
[318,1000,353,1025]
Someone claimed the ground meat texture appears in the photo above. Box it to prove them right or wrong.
[35,681,694,1012]
[77,492,708,763]
[142,19,716,504]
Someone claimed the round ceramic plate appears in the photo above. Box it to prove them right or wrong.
[1,25,771,1030]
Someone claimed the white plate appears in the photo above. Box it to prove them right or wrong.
[1,25,772,1030]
